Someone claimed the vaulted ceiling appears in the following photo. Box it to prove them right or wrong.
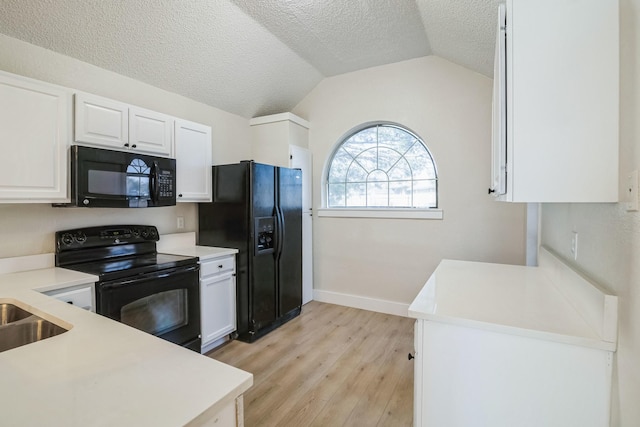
[0,0,500,118]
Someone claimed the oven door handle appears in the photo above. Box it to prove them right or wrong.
[100,265,200,290]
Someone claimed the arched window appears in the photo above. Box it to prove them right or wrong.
[326,123,438,209]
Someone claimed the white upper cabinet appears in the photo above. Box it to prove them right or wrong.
[175,119,212,202]
[129,107,173,157]
[250,113,310,168]
[75,93,174,157]
[0,71,71,202]
[75,93,128,149]
[491,0,619,203]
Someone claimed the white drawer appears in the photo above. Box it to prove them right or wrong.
[201,256,235,277]
[45,285,94,312]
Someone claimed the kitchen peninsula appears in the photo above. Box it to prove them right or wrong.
[408,247,617,427]
[0,261,252,427]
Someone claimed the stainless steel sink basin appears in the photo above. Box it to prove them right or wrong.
[0,303,33,325]
[0,303,68,353]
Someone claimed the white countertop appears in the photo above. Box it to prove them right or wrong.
[157,232,238,261]
[408,248,617,351]
[160,245,238,261]
[0,266,252,427]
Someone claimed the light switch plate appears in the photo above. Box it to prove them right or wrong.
[627,170,639,211]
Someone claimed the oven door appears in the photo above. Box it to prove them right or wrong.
[70,145,176,208]
[97,265,201,351]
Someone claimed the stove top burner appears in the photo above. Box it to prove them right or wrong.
[55,225,198,281]
[63,252,198,281]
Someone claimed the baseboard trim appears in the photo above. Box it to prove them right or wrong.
[313,289,410,317]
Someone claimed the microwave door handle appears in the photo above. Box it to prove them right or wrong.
[150,161,160,203]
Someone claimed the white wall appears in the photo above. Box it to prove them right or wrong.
[540,1,640,425]
[0,34,251,258]
[293,56,526,309]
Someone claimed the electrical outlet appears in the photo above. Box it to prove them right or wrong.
[627,170,639,211]
[177,216,185,229]
[570,231,578,260]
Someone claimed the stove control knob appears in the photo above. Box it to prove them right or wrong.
[141,229,149,238]
[74,232,87,244]
[149,228,157,238]
[132,228,141,238]
[83,199,90,205]
[114,238,120,244]
[61,233,74,246]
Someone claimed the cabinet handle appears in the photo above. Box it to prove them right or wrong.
[488,188,496,194]
[408,353,415,360]
[124,143,130,147]
[132,144,137,148]
[178,194,183,198]
[218,265,223,269]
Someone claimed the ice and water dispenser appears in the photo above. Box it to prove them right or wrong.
[255,216,275,254]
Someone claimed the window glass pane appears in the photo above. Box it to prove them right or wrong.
[389,180,412,207]
[328,147,353,183]
[346,182,366,206]
[388,158,412,181]
[368,170,388,182]
[377,126,416,153]
[354,148,377,172]
[413,179,437,208]
[405,144,436,180]
[377,147,402,172]
[327,183,346,207]
[367,180,389,207]
[346,163,368,183]
[342,127,377,157]
[327,123,438,209]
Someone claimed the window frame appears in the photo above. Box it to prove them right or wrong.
[320,121,443,220]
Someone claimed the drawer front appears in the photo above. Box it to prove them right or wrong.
[46,286,94,312]
[201,256,235,277]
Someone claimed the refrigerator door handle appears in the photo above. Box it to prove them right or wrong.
[275,206,285,257]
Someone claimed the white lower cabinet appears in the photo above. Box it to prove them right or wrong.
[413,319,613,427]
[195,396,244,427]
[200,255,236,353]
[43,283,95,312]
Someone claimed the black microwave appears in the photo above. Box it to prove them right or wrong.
[57,146,176,208]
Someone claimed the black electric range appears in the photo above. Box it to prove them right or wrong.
[55,225,201,352]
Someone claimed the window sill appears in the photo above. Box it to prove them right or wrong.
[316,208,443,220]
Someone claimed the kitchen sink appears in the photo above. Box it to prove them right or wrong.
[0,303,33,324]
[0,303,68,353]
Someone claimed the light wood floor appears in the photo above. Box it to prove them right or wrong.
[208,301,415,427]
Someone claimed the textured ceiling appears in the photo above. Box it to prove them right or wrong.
[0,0,498,118]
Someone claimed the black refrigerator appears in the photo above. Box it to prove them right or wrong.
[198,161,303,342]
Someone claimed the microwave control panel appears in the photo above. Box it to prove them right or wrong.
[158,169,174,198]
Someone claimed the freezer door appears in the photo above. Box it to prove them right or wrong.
[250,163,278,331]
[277,167,303,316]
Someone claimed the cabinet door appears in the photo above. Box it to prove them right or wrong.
[175,119,212,202]
[44,284,94,312]
[496,0,618,202]
[75,92,129,149]
[129,106,173,157]
[290,145,313,304]
[201,272,236,346]
[0,72,70,202]
[413,320,424,427]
